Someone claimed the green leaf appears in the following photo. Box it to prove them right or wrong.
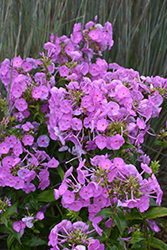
[0,224,11,234]
[7,234,16,250]
[57,166,65,181]
[8,221,21,244]
[96,208,113,217]
[149,237,167,250]
[28,196,38,210]
[146,207,167,219]
[22,235,47,247]
[112,212,126,235]
[37,189,55,202]
[1,215,8,227]
[106,245,119,250]
[6,201,18,216]
[149,198,157,207]
[125,210,143,220]
[152,140,166,146]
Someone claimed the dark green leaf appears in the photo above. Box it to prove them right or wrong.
[0,224,11,234]
[57,166,65,181]
[1,215,8,227]
[112,212,126,235]
[125,210,143,220]
[146,207,167,219]
[96,208,113,217]
[6,201,18,216]
[149,237,167,250]
[22,235,47,247]
[7,234,16,250]
[8,222,21,244]
[106,245,119,250]
[152,141,166,146]
[37,189,55,202]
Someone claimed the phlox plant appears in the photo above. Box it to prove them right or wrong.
[0,16,167,250]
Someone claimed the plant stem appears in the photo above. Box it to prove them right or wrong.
[143,217,150,250]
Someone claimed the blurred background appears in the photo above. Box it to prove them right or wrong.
[0,0,167,204]
[0,0,167,77]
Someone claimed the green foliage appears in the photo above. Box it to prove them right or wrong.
[37,190,55,202]
[146,207,167,220]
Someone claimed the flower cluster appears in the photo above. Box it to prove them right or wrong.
[0,16,167,249]
[48,220,104,250]
[13,210,44,237]
[0,133,59,193]
[54,157,162,236]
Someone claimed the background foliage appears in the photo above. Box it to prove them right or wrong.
[0,0,167,77]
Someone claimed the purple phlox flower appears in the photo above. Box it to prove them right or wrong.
[14,177,24,190]
[74,245,86,250]
[141,163,152,174]
[17,168,30,179]
[22,61,33,72]
[88,29,102,42]
[23,182,36,193]
[22,121,34,131]
[146,219,160,232]
[69,50,82,61]
[79,185,93,200]
[12,55,23,68]
[137,196,150,212]
[68,200,82,212]
[58,114,72,131]
[15,98,28,112]
[95,135,107,150]
[113,157,125,170]
[137,117,146,129]
[92,216,103,236]
[13,140,23,156]
[71,117,82,131]
[48,157,59,168]
[5,135,17,148]
[54,126,65,145]
[99,158,112,170]
[58,145,69,152]
[37,135,50,147]
[71,31,82,44]
[0,58,10,75]
[115,84,130,99]
[36,211,44,220]
[24,170,36,182]
[62,190,75,204]
[108,134,125,150]
[32,86,42,99]
[89,63,101,76]
[93,194,107,208]
[11,83,24,98]
[0,142,10,154]
[54,189,60,200]
[22,134,34,146]
[96,118,108,132]
[70,144,86,159]
[13,220,26,233]
[59,65,70,77]
[22,216,34,228]
[88,239,104,250]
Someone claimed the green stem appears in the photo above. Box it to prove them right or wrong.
[55,202,63,217]
[144,217,150,250]
[105,218,114,244]
[155,146,164,161]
